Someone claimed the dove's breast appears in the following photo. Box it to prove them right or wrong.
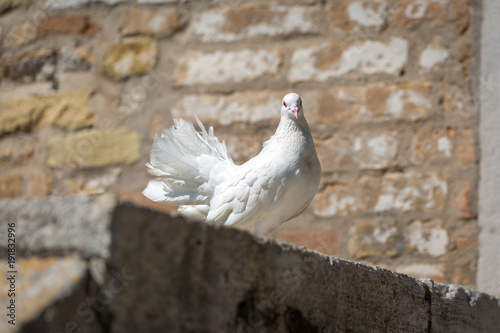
[248,132,321,234]
[210,118,321,234]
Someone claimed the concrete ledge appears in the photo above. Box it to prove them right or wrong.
[0,195,115,259]
[1,196,499,332]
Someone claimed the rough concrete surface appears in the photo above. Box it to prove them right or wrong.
[1,195,499,332]
[0,195,115,258]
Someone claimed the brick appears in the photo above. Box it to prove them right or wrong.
[317,130,398,171]
[0,138,35,162]
[20,144,35,159]
[172,91,283,125]
[374,172,448,212]
[450,0,471,35]
[27,173,53,198]
[122,8,184,37]
[37,14,100,36]
[455,181,473,219]
[174,48,284,86]
[46,128,140,168]
[220,133,268,165]
[67,168,122,194]
[451,233,478,287]
[114,84,149,118]
[328,0,387,32]
[313,180,373,217]
[148,113,166,141]
[395,263,446,283]
[450,259,475,288]
[288,37,408,82]
[0,0,31,13]
[116,189,178,214]
[0,174,22,198]
[4,19,36,47]
[459,39,472,76]
[348,220,398,259]
[419,47,449,70]
[278,229,340,256]
[406,220,449,257]
[0,90,95,134]
[59,46,94,71]
[410,128,454,164]
[392,0,448,28]
[443,84,476,115]
[44,0,125,10]
[314,172,447,217]
[103,38,157,79]
[192,4,320,42]
[457,129,475,166]
[303,82,432,125]
[455,236,477,251]
[2,49,57,82]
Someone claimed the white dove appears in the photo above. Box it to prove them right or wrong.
[143,93,321,235]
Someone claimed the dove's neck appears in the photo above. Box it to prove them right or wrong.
[272,116,312,145]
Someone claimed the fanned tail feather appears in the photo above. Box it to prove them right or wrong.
[143,117,234,218]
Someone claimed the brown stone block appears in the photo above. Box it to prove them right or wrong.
[450,0,472,35]
[46,128,141,168]
[0,174,23,198]
[2,49,57,82]
[5,19,36,47]
[327,0,387,32]
[191,4,321,42]
[314,172,447,217]
[122,8,184,37]
[174,48,284,86]
[317,130,398,171]
[37,14,100,36]
[457,129,476,166]
[288,38,408,82]
[0,90,95,134]
[410,128,455,164]
[278,229,340,256]
[455,181,473,219]
[27,173,53,198]
[443,84,476,115]
[395,263,446,283]
[116,189,178,215]
[406,220,449,257]
[348,220,398,259]
[392,0,448,29]
[103,38,157,79]
[303,82,432,126]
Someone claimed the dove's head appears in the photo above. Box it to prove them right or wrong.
[281,93,303,120]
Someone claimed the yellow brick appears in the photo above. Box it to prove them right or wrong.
[46,128,141,168]
[0,90,95,134]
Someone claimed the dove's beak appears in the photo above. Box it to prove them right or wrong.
[291,106,299,119]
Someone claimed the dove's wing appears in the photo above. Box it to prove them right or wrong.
[206,158,277,226]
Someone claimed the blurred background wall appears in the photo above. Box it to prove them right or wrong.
[0,0,483,290]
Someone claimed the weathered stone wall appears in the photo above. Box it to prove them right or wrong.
[0,0,480,288]
[0,196,499,333]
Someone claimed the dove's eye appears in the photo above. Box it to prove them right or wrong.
[283,102,287,107]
